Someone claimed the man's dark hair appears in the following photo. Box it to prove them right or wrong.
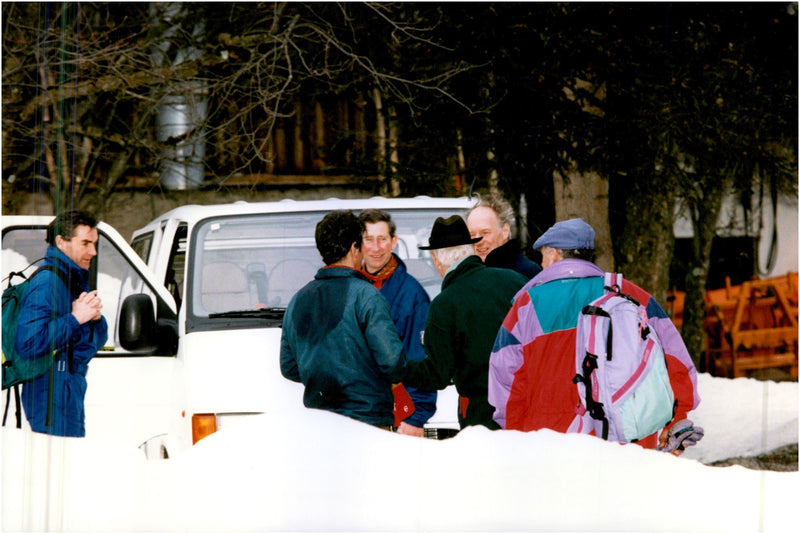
[561,248,596,263]
[315,210,364,265]
[358,208,396,237]
[46,210,98,245]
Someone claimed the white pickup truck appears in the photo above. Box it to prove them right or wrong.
[2,196,475,458]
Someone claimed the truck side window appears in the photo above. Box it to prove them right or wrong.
[131,232,154,263]
[165,224,187,309]
[1,227,47,278]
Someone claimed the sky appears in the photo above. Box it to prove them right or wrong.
[1,372,798,533]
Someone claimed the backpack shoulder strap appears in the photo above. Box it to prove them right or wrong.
[604,272,623,293]
[3,257,45,290]
[31,265,83,375]
[33,265,83,300]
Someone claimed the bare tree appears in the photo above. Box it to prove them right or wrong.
[2,2,478,214]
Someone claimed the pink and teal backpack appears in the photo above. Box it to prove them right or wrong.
[571,273,675,443]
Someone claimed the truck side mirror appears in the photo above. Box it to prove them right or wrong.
[119,294,158,352]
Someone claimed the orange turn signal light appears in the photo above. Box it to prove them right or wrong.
[191,413,217,444]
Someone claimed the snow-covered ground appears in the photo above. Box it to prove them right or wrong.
[2,372,798,532]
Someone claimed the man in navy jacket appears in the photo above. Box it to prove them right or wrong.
[16,210,108,437]
[359,209,434,437]
[280,210,407,428]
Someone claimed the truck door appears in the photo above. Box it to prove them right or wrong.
[2,220,177,454]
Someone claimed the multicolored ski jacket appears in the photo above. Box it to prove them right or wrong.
[488,259,700,447]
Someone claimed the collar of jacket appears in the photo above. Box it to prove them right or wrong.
[317,264,370,282]
[361,253,399,289]
[44,244,89,286]
[530,258,602,288]
[484,238,522,266]
[441,254,484,291]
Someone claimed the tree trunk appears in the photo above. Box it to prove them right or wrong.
[312,100,325,172]
[387,104,400,197]
[483,71,499,195]
[353,94,367,165]
[372,87,388,195]
[454,128,466,195]
[274,121,288,172]
[83,148,134,217]
[609,173,677,308]
[337,99,351,166]
[263,134,275,174]
[77,136,92,184]
[681,177,729,369]
[553,167,613,272]
[292,98,305,172]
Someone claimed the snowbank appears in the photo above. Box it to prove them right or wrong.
[2,373,798,532]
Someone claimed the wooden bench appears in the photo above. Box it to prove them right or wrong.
[668,273,798,378]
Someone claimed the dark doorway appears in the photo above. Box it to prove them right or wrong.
[669,236,757,291]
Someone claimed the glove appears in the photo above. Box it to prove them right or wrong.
[392,384,415,427]
[657,419,704,453]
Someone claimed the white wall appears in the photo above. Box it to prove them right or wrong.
[674,191,798,278]
[757,193,798,277]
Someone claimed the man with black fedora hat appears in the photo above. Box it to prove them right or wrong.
[401,215,527,430]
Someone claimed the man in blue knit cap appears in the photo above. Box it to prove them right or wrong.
[489,218,702,454]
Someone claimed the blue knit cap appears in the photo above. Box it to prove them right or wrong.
[533,218,595,251]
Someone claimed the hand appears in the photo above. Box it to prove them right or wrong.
[72,290,103,324]
[90,291,103,321]
[658,427,683,456]
[658,419,704,455]
[395,422,425,437]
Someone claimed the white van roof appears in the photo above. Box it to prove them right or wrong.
[141,195,478,227]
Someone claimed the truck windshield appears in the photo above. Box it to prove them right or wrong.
[187,208,463,328]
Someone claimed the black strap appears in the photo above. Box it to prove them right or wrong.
[2,388,10,427]
[14,385,21,429]
[573,352,609,440]
[32,265,82,427]
[582,305,609,317]
[582,304,614,361]
[46,358,55,428]
[2,384,23,429]
[603,284,641,306]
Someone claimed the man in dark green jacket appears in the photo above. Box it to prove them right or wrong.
[403,215,527,429]
[280,210,407,428]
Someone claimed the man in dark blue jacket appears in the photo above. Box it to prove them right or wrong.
[16,210,109,437]
[359,209,434,437]
[467,193,541,279]
[280,210,407,428]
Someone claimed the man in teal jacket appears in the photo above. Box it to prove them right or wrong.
[280,210,407,428]
[402,215,527,429]
[16,210,108,437]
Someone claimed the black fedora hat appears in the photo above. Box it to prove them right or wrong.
[418,215,482,250]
